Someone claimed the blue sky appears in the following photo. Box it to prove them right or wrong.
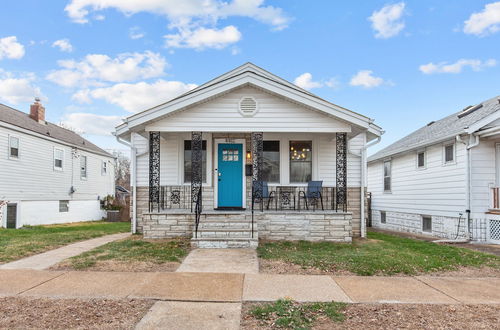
[0,1,499,154]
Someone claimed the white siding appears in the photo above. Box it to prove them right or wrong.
[0,126,115,202]
[470,138,499,216]
[368,141,467,217]
[145,86,352,133]
[134,131,362,188]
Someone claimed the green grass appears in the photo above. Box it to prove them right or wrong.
[66,236,190,270]
[249,299,346,329]
[0,221,130,263]
[258,231,500,276]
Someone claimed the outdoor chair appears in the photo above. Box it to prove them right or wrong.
[298,180,324,211]
[252,181,277,211]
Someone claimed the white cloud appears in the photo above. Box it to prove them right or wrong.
[60,112,122,136]
[73,79,197,113]
[325,77,340,89]
[52,39,74,52]
[464,2,500,36]
[349,70,386,88]
[293,73,323,90]
[165,26,241,49]
[46,51,167,87]
[368,2,406,39]
[129,26,145,40]
[0,36,25,60]
[64,0,289,49]
[419,58,497,74]
[0,70,43,104]
[65,0,290,28]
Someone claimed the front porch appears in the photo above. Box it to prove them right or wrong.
[139,130,356,247]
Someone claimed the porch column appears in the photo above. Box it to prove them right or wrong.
[149,131,161,212]
[251,132,264,207]
[336,133,347,211]
[191,131,203,212]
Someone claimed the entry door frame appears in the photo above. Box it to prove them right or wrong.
[213,138,246,209]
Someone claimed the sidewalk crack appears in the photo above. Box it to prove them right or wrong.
[412,276,462,304]
[16,271,68,296]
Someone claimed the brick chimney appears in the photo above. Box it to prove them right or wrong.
[30,97,45,123]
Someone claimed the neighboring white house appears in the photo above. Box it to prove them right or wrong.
[115,63,383,248]
[368,95,500,244]
[0,99,115,228]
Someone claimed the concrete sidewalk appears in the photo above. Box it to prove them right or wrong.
[1,269,499,304]
[0,233,130,270]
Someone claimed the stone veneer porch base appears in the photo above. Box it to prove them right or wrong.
[140,211,353,246]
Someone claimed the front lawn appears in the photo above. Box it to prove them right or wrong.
[54,236,190,271]
[0,221,130,264]
[257,231,500,276]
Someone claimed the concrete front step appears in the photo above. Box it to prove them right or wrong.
[195,230,255,239]
[191,237,259,249]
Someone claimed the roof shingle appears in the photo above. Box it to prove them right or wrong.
[0,103,112,157]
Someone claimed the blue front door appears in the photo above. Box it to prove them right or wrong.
[218,143,243,208]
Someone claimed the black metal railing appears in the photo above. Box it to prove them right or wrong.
[194,188,202,238]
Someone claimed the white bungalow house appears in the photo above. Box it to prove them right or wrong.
[0,100,115,228]
[368,95,500,244]
[115,63,383,248]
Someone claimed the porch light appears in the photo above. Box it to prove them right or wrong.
[246,151,252,160]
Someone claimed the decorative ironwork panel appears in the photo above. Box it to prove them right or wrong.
[251,132,264,203]
[336,133,347,210]
[149,131,161,212]
[191,131,203,210]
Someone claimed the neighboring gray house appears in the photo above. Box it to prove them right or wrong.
[368,95,500,244]
[0,99,115,228]
[115,63,383,248]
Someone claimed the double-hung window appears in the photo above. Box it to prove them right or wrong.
[417,151,425,168]
[262,141,280,183]
[383,160,391,192]
[184,140,207,183]
[54,148,64,170]
[444,144,455,163]
[101,161,107,175]
[80,156,87,179]
[289,141,312,183]
[9,136,19,159]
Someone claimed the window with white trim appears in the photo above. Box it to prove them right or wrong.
[380,211,387,224]
[184,140,207,183]
[101,161,107,175]
[9,136,19,158]
[289,141,312,183]
[59,200,69,212]
[54,148,64,170]
[262,141,280,183]
[422,215,432,232]
[417,151,425,168]
[444,144,455,163]
[383,160,391,192]
[80,156,87,179]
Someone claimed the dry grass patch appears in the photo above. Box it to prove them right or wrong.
[52,236,190,271]
[241,301,500,330]
[0,296,153,329]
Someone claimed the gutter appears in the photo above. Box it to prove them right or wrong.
[115,135,137,234]
[349,134,382,238]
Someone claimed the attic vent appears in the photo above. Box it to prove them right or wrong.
[238,97,258,117]
[427,121,435,126]
[458,104,483,118]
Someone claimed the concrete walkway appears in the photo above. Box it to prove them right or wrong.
[0,233,130,270]
[1,269,499,304]
[176,249,259,274]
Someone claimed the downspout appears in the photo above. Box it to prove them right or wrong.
[348,134,382,238]
[456,133,480,241]
[116,136,137,234]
